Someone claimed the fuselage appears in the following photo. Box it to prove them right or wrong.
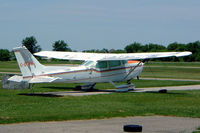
[28,60,144,83]
[12,46,191,86]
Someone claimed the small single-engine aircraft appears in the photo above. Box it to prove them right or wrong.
[9,46,192,92]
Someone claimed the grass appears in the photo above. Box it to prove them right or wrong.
[193,127,200,133]
[141,66,200,80]
[141,61,200,79]
[145,61,200,67]
[1,83,200,124]
[0,61,19,68]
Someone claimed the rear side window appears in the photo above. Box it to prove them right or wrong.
[121,60,128,65]
[96,61,108,69]
[108,60,121,68]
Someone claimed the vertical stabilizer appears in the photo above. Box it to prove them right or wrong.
[13,46,44,78]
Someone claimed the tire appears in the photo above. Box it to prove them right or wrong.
[75,85,82,90]
[158,89,167,93]
[123,124,142,132]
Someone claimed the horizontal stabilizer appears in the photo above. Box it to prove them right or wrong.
[8,75,60,83]
[29,76,61,83]
[8,75,23,82]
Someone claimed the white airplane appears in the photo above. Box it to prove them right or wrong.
[9,46,192,92]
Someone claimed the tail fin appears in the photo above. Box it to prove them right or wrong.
[13,46,44,78]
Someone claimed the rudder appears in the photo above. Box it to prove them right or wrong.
[13,46,44,78]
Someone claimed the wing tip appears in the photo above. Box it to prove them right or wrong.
[175,51,192,57]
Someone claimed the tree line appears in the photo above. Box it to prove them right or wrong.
[0,36,200,62]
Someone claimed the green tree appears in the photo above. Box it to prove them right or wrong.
[146,43,166,52]
[110,49,125,53]
[125,42,142,53]
[140,45,149,52]
[167,42,186,51]
[22,36,41,54]
[82,49,97,53]
[82,48,109,53]
[10,51,16,60]
[52,40,72,51]
[185,41,200,61]
[0,49,10,61]
[101,48,109,53]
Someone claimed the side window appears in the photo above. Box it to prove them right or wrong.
[121,60,128,65]
[96,61,108,69]
[108,60,121,68]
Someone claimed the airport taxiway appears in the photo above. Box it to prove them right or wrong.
[43,84,200,96]
[0,116,200,133]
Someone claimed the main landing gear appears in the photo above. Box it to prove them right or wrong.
[109,81,135,92]
[76,81,135,92]
[75,83,96,91]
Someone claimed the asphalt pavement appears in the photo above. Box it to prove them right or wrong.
[42,85,200,96]
[0,116,200,133]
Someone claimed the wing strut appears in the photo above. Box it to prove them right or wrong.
[123,60,144,80]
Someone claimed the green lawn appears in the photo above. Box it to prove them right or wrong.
[1,83,200,124]
[141,66,200,80]
[193,127,200,133]
[145,61,200,67]
[0,61,19,69]
[140,61,200,80]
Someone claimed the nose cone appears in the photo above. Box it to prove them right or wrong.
[128,60,140,64]
[128,60,144,68]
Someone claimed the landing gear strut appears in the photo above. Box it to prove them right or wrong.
[127,80,131,84]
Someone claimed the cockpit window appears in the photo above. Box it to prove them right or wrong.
[96,61,108,69]
[108,60,121,68]
[82,61,95,67]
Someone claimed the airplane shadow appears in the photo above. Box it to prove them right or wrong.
[93,89,116,92]
[42,86,76,90]
[41,86,116,92]
[18,93,63,97]
[144,91,187,95]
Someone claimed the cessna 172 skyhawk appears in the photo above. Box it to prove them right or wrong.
[9,46,192,92]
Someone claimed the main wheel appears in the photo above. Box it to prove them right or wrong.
[75,85,82,90]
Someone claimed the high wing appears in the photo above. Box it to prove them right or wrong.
[34,51,192,61]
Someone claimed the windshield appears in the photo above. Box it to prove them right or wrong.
[82,61,95,67]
